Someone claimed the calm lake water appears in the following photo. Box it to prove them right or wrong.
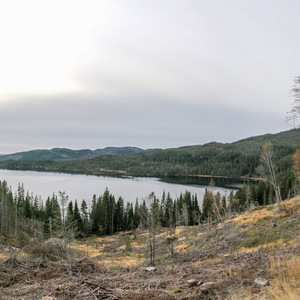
[0,169,238,207]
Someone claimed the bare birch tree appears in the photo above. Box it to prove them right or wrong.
[286,76,300,128]
[59,191,68,239]
[259,142,282,210]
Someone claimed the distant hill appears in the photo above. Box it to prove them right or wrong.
[0,129,299,178]
[86,128,300,177]
[0,147,143,162]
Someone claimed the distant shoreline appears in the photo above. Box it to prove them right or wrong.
[187,174,264,182]
[0,166,263,183]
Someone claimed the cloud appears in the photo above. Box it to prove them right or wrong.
[0,93,286,153]
[0,1,298,153]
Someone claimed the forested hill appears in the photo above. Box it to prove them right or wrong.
[0,146,143,161]
[0,129,299,178]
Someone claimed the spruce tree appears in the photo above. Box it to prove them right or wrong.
[73,200,83,234]
[81,199,89,235]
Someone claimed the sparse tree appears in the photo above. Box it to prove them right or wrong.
[286,76,300,128]
[139,199,148,229]
[208,180,223,221]
[165,192,174,228]
[292,148,300,195]
[81,199,89,234]
[59,191,69,238]
[245,183,254,210]
[182,202,189,227]
[147,192,160,267]
[202,188,213,222]
[73,200,83,234]
[259,142,282,210]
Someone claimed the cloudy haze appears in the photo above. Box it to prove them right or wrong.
[1,0,299,154]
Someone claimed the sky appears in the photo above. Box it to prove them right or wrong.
[1,0,299,154]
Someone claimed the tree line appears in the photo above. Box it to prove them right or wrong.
[0,151,298,246]
[0,129,299,179]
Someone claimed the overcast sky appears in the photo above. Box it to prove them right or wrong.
[0,0,299,154]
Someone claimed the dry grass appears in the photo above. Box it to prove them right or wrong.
[175,227,184,235]
[131,241,144,249]
[156,232,167,238]
[99,256,145,268]
[94,237,117,243]
[281,196,300,210]
[117,245,126,250]
[232,197,300,225]
[69,242,106,258]
[263,256,300,300]
[287,238,300,248]
[236,239,286,254]
[0,254,9,260]
[196,232,205,238]
[233,208,275,225]
[0,246,24,261]
[174,244,190,253]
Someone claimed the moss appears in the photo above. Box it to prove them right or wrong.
[172,288,184,294]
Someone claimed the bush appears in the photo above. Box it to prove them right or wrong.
[30,238,68,261]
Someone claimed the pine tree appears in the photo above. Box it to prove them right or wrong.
[73,200,82,234]
[133,198,140,229]
[165,192,174,228]
[44,194,61,238]
[90,194,99,234]
[202,188,213,222]
[66,201,74,224]
[191,194,201,225]
[115,197,125,232]
[81,199,89,235]
[147,192,160,266]
[124,202,134,231]
[17,183,25,218]
[139,200,148,229]
[24,192,32,219]
[220,195,227,216]
[160,191,167,227]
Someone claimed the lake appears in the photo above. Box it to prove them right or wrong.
[0,169,238,207]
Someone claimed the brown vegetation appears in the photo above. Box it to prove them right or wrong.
[0,197,299,299]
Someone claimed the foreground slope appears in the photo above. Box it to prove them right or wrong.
[0,197,299,299]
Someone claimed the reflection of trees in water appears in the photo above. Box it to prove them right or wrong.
[159,175,246,188]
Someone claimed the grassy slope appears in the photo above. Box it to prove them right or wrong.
[0,197,299,299]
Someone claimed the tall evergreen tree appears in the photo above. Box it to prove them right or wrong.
[81,199,89,234]
[115,197,125,232]
[24,192,32,219]
[202,188,213,222]
[73,200,82,234]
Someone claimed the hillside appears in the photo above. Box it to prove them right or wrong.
[0,197,299,299]
[0,146,143,161]
[0,128,298,178]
